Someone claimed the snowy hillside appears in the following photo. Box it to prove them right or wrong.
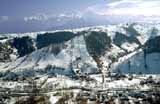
[0,23,160,80]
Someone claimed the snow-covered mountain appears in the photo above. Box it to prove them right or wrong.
[0,23,160,80]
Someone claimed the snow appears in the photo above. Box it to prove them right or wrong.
[112,51,160,74]
[0,39,9,43]
[9,54,17,61]
[50,96,59,104]
[0,23,160,104]
[0,33,98,76]
[0,23,160,78]
[0,81,29,90]
[121,42,139,52]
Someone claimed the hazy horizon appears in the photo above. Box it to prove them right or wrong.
[0,0,160,33]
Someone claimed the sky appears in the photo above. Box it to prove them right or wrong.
[0,0,160,33]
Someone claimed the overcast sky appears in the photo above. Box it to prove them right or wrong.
[0,0,160,33]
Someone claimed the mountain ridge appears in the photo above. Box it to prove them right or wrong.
[0,23,160,80]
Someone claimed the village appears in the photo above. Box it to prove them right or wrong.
[0,71,160,104]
